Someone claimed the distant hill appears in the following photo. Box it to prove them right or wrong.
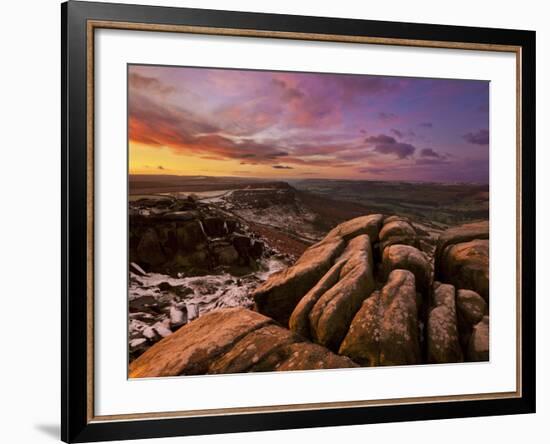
[129,174,277,194]
[292,179,489,226]
[129,175,489,228]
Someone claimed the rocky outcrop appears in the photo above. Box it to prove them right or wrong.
[324,214,385,242]
[438,239,489,302]
[381,244,431,293]
[252,236,346,325]
[136,228,166,267]
[129,197,264,275]
[435,221,489,301]
[232,234,264,260]
[426,283,463,364]
[129,308,270,377]
[129,308,357,378]
[202,217,226,237]
[129,214,491,373]
[339,270,421,366]
[435,220,489,265]
[253,216,492,368]
[456,289,487,326]
[264,342,358,372]
[289,260,346,339]
[467,315,489,361]
[456,289,487,349]
[253,214,383,326]
[289,235,376,351]
[208,323,301,374]
[430,221,490,362]
[379,217,417,251]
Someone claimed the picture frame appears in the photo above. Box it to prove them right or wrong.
[61,1,536,442]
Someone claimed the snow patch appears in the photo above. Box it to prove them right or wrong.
[128,256,287,359]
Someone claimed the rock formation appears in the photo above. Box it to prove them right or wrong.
[289,234,376,351]
[252,214,384,326]
[339,270,421,366]
[456,289,487,349]
[129,308,357,378]
[129,196,265,275]
[426,282,463,363]
[381,244,432,294]
[438,239,489,302]
[379,216,418,251]
[129,212,490,375]
[467,315,490,361]
[435,221,489,301]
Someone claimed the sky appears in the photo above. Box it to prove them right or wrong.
[128,64,489,183]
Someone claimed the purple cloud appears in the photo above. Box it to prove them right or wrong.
[366,134,416,159]
[357,167,389,175]
[420,148,443,158]
[415,158,450,165]
[128,65,489,182]
[271,78,304,102]
[129,72,175,95]
[391,128,416,139]
[390,128,403,138]
[463,129,489,145]
[377,112,397,121]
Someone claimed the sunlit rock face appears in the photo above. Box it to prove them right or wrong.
[129,308,357,378]
[128,208,489,374]
[253,214,383,327]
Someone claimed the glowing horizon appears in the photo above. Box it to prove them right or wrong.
[128,65,489,183]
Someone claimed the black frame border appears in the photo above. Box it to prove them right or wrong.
[62,1,536,442]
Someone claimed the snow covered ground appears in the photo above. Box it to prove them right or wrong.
[128,257,286,360]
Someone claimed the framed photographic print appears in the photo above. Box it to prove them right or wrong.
[61,1,536,442]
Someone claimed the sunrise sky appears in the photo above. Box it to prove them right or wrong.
[128,64,489,183]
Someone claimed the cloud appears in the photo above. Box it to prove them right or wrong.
[216,101,281,136]
[288,140,357,158]
[419,122,433,128]
[129,93,217,143]
[390,128,403,138]
[463,129,489,145]
[420,148,444,158]
[200,155,225,161]
[129,93,292,164]
[365,134,416,159]
[128,66,487,179]
[391,128,417,139]
[216,72,344,132]
[415,158,450,165]
[267,151,289,158]
[366,134,395,144]
[129,73,175,95]
[271,78,304,102]
[357,167,389,175]
[334,76,407,100]
[377,112,397,121]
[128,68,411,167]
